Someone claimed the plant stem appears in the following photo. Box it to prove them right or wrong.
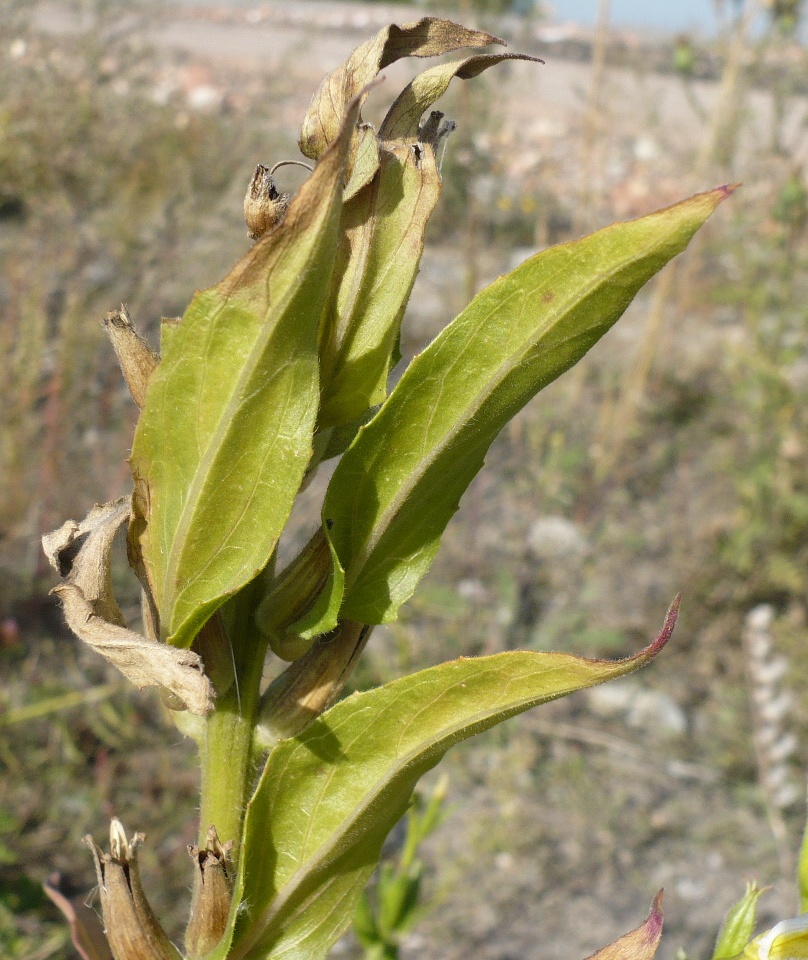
[197,631,268,862]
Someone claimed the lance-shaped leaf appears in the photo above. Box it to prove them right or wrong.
[299,18,502,162]
[318,140,441,429]
[128,95,362,649]
[321,186,734,624]
[42,500,214,716]
[380,53,543,141]
[583,891,664,960]
[209,604,676,960]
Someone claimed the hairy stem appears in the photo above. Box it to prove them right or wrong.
[197,639,266,862]
[197,578,271,862]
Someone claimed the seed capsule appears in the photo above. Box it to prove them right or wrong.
[185,827,233,959]
[243,164,289,240]
[84,819,180,960]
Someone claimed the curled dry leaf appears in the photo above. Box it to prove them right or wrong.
[584,891,664,960]
[380,53,544,141]
[42,498,214,716]
[299,17,503,162]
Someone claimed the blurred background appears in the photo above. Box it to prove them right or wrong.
[3,0,808,958]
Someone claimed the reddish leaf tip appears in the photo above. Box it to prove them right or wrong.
[645,595,681,658]
[717,182,742,199]
[643,890,665,942]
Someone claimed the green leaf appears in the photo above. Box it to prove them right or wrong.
[129,97,362,648]
[159,316,180,355]
[415,774,449,841]
[318,141,442,429]
[299,18,503,162]
[380,53,542,142]
[401,775,448,866]
[712,883,766,960]
[212,605,675,960]
[323,187,734,624]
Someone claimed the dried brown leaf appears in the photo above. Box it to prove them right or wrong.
[43,499,214,715]
[380,53,543,141]
[299,17,503,162]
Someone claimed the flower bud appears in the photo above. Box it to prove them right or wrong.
[185,827,233,959]
[84,819,180,960]
[258,620,371,742]
[255,527,333,661]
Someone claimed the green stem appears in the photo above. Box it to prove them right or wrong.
[197,631,268,862]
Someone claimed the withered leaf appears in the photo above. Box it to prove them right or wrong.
[43,499,214,716]
[380,53,544,141]
[343,124,381,201]
[299,17,503,163]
